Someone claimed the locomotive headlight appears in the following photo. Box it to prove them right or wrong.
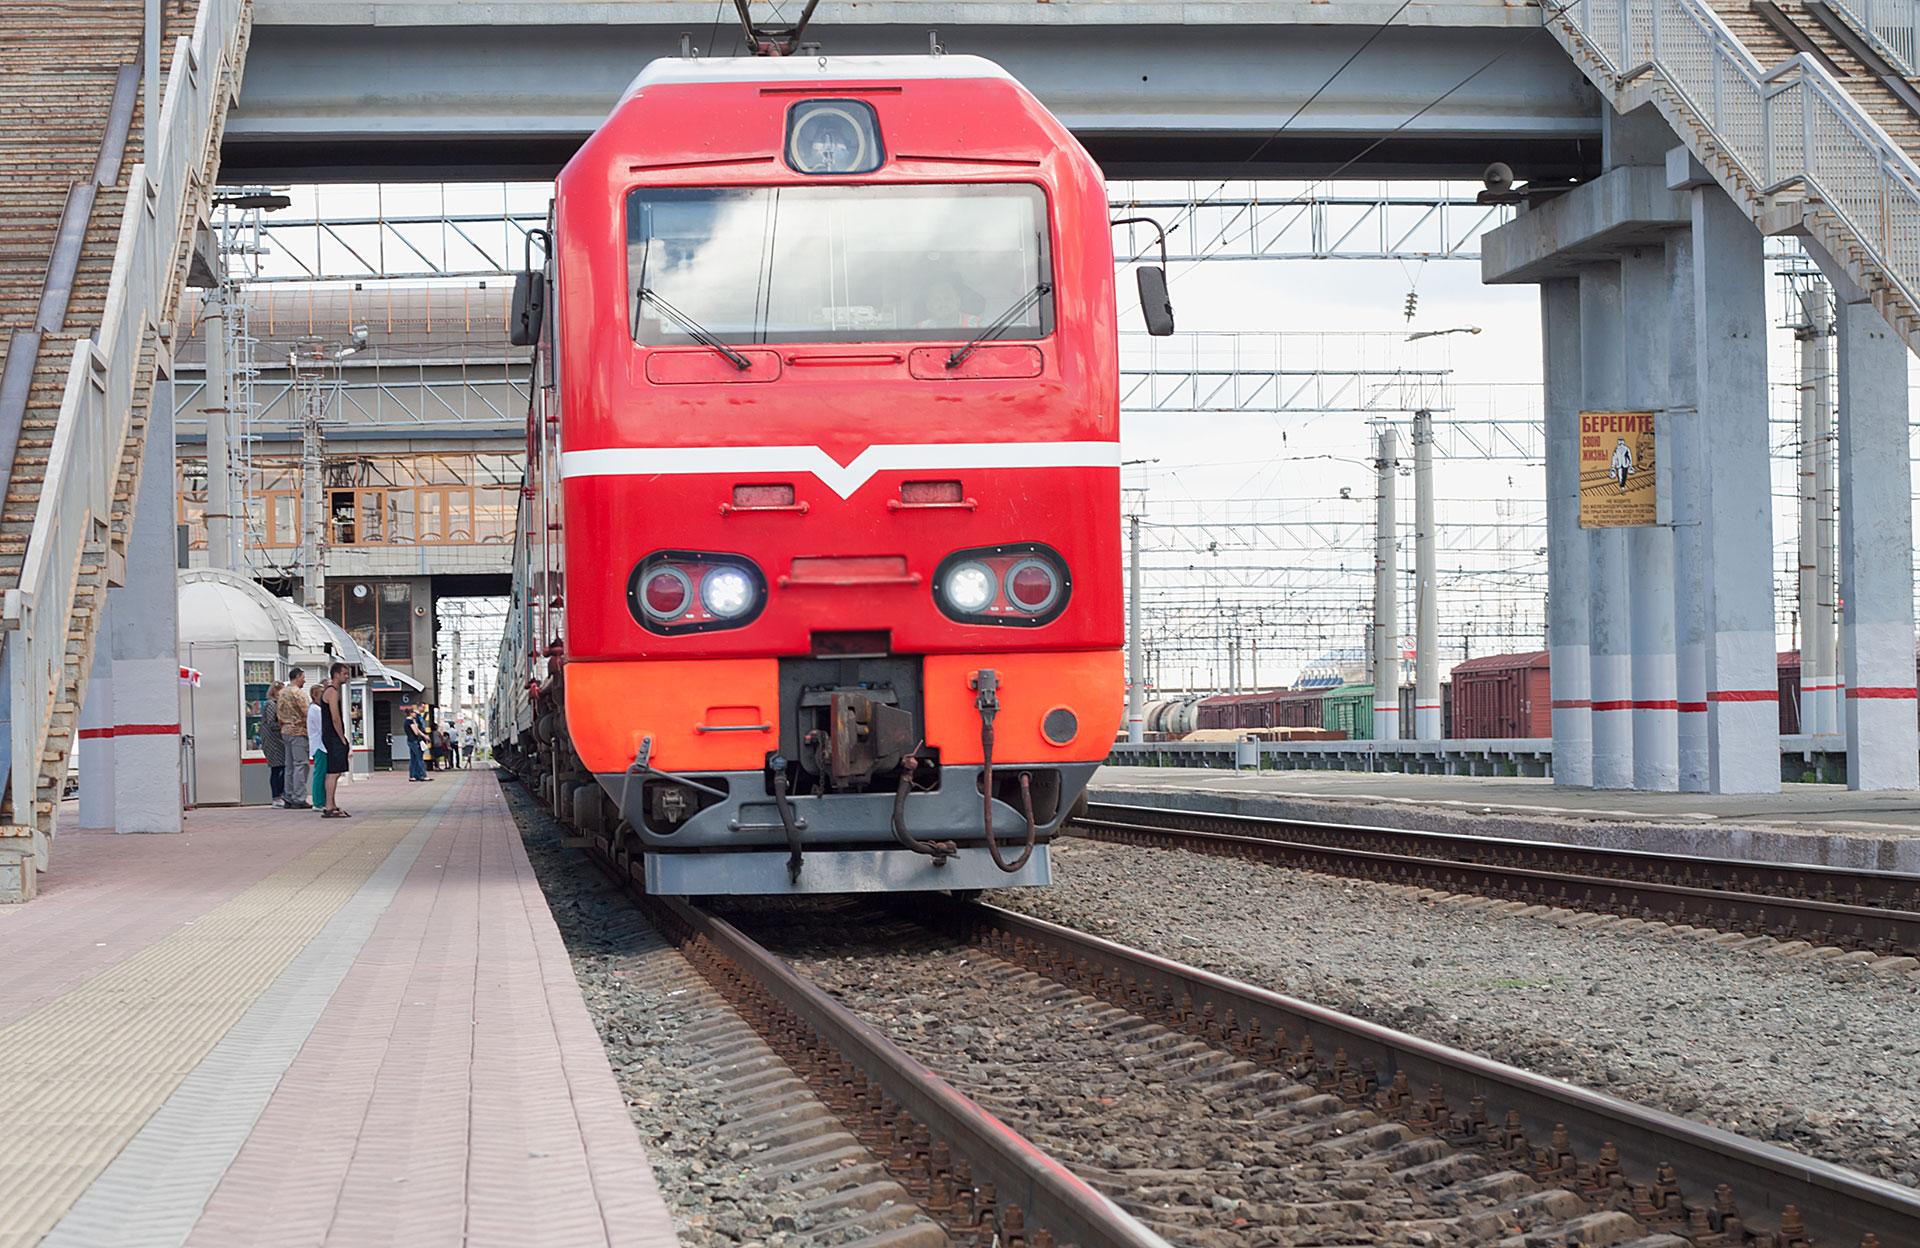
[932,544,1071,627]
[701,565,756,619]
[943,561,997,614]
[786,100,883,175]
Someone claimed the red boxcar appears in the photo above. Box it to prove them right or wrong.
[1195,688,1328,731]
[1276,688,1327,728]
[1449,651,1551,739]
[1778,650,1801,735]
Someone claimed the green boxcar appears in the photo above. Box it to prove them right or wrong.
[1320,683,1374,740]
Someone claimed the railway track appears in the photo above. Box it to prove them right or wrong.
[1075,802,1920,959]
[559,826,1920,1246]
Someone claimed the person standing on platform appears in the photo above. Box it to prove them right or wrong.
[461,724,475,769]
[319,662,352,818]
[278,669,312,810]
[307,677,327,810]
[405,702,430,781]
[261,680,286,806]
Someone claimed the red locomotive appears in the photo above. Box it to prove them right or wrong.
[493,42,1173,895]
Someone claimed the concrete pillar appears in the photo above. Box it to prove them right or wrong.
[1813,300,1842,733]
[1372,427,1401,740]
[1795,312,1820,733]
[78,370,184,832]
[1665,231,1709,791]
[76,644,114,829]
[1621,248,1678,790]
[1834,295,1919,789]
[202,286,236,568]
[1542,278,1592,786]
[1580,264,1634,789]
[1412,409,1442,740]
[1690,186,1779,793]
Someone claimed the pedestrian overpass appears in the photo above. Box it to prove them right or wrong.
[225,0,1603,181]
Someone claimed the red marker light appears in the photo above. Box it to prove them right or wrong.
[642,568,692,619]
[1006,559,1059,613]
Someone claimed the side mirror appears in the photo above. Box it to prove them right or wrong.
[510,269,546,347]
[1136,266,1175,337]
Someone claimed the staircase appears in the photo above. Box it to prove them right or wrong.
[0,0,251,899]
[1546,0,1920,351]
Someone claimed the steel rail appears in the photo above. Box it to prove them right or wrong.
[1079,802,1920,954]
[579,831,1170,1248]
[938,898,1920,1247]
[660,898,1170,1248]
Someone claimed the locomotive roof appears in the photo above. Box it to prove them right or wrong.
[622,53,1014,100]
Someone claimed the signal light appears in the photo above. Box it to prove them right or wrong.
[629,552,766,634]
[933,544,1070,626]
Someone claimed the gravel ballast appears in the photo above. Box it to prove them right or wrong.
[991,836,1920,1187]
[503,780,947,1248]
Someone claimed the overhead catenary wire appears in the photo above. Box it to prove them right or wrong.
[1118,26,1550,319]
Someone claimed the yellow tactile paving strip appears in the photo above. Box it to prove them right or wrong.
[0,792,440,1248]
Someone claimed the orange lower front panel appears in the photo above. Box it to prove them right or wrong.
[922,650,1123,765]
[563,648,1124,775]
[566,657,779,774]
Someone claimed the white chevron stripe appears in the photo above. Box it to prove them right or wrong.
[560,441,1119,500]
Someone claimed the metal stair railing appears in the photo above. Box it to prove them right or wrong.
[1825,0,1920,74]
[1552,0,1920,322]
[1,0,249,857]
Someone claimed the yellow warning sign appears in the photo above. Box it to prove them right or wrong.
[1579,410,1656,528]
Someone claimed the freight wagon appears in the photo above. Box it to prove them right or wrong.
[1450,650,1551,739]
[1194,687,1330,730]
[1396,681,1453,739]
[1321,684,1375,740]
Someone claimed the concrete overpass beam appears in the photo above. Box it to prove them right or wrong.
[1834,296,1920,790]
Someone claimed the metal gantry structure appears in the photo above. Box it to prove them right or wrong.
[236,181,1511,284]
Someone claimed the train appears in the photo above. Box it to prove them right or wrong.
[491,46,1176,896]
[1146,645,1918,744]
[1141,653,1544,743]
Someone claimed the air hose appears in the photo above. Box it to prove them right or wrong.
[972,669,1038,873]
[769,759,805,883]
[891,750,957,865]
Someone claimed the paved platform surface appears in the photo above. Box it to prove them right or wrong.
[0,771,679,1248]
[1090,766,1920,871]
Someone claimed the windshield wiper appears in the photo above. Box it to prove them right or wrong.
[638,288,753,371]
[946,282,1052,369]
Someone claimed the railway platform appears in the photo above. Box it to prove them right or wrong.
[0,771,677,1248]
[1089,764,1920,872]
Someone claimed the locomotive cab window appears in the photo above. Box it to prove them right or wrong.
[627,184,1052,346]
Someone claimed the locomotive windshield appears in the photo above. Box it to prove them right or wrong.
[627,184,1052,346]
